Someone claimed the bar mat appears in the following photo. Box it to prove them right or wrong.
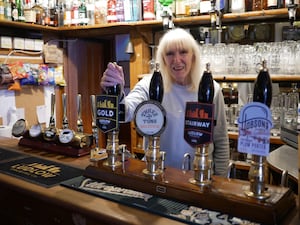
[61,176,260,225]
[0,148,27,162]
[0,156,83,188]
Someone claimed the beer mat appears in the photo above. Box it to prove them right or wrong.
[0,148,27,162]
[61,176,260,225]
[0,157,83,188]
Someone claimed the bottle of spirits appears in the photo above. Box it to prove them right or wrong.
[49,0,58,26]
[16,0,25,22]
[11,0,18,21]
[71,0,79,25]
[107,0,117,22]
[95,0,107,23]
[64,0,72,26]
[57,1,64,26]
[116,0,124,22]
[4,0,12,20]
[78,0,87,25]
[86,0,94,25]
[24,0,36,23]
[32,0,45,25]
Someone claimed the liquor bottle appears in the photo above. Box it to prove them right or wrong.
[32,0,44,25]
[64,0,72,26]
[0,0,4,20]
[94,0,106,24]
[24,0,36,23]
[116,0,124,22]
[78,0,87,25]
[149,63,164,103]
[4,0,11,20]
[16,0,25,22]
[107,0,117,23]
[86,0,94,25]
[11,0,18,21]
[44,2,51,25]
[253,60,272,107]
[198,63,214,104]
[57,1,64,26]
[49,0,58,26]
[71,0,79,25]
[142,0,155,20]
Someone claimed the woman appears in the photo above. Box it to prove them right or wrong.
[101,28,229,177]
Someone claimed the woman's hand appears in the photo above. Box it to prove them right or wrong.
[100,62,125,91]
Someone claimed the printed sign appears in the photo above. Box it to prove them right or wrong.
[134,100,166,137]
[96,95,119,133]
[237,102,273,156]
[184,102,214,146]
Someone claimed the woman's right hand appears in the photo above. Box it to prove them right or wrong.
[100,62,125,91]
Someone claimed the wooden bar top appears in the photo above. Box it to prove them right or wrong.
[0,136,299,225]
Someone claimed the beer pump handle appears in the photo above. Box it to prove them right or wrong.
[198,63,214,104]
[149,63,164,103]
[62,93,69,129]
[90,95,97,127]
[77,94,83,133]
[253,60,272,108]
[106,84,121,97]
[49,93,56,128]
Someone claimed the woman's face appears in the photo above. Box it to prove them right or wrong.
[164,46,194,85]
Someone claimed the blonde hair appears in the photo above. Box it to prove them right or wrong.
[156,28,202,92]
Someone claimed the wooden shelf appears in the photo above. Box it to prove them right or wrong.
[0,8,294,39]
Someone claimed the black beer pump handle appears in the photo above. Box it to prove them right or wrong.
[198,63,214,104]
[149,63,164,103]
[253,60,272,108]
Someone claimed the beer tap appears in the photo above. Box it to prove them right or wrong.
[134,63,166,177]
[77,94,84,133]
[102,84,122,169]
[244,60,272,200]
[183,63,215,186]
[58,93,91,148]
[194,63,214,186]
[43,93,58,142]
[144,63,165,176]
[90,95,100,160]
[62,93,69,129]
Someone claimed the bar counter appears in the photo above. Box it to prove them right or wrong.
[0,136,299,225]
